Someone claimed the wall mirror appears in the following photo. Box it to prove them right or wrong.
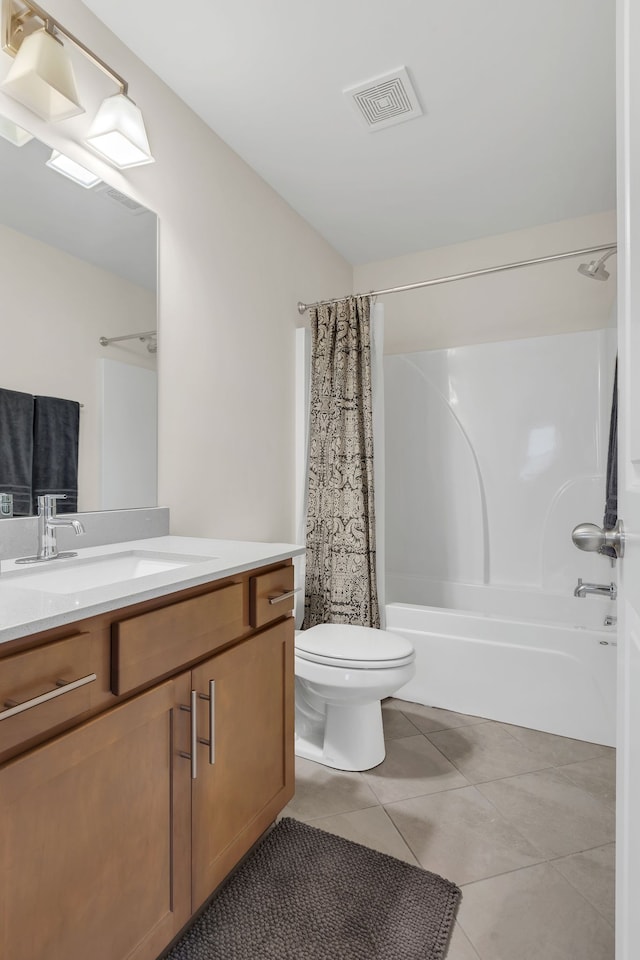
[0,122,158,516]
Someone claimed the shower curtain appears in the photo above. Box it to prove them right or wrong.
[303,295,380,628]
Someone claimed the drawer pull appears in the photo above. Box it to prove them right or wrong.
[0,673,97,722]
[268,588,301,605]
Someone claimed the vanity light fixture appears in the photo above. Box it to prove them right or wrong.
[0,112,32,144]
[1,0,154,167]
[1,23,83,121]
[85,92,152,169]
[46,148,101,188]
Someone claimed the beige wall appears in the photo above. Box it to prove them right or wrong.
[0,0,351,542]
[354,211,617,355]
[0,224,155,512]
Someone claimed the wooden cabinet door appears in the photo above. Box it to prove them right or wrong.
[191,618,294,908]
[0,674,192,960]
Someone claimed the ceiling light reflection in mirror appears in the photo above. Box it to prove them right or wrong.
[0,129,155,287]
[0,123,158,514]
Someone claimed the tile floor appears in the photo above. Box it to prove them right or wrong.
[281,698,616,960]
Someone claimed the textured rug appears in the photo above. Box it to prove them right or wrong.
[166,817,461,960]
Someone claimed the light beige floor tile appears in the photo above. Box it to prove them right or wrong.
[361,734,469,804]
[556,753,616,805]
[427,721,551,783]
[389,698,487,734]
[304,805,419,865]
[445,922,481,960]
[283,756,379,821]
[385,785,544,885]
[457,863,615,960]
[499,722,613,767]
[382,700,421,740]
[552,843,616,926]
[478,768,615,858]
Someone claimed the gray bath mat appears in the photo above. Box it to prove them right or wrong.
[166,817,461,960]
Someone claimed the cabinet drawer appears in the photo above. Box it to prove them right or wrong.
[0,632,108,756]
[249,565,295,628]
[113,582,245,695]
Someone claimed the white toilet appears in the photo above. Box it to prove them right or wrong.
[294,623,416,772]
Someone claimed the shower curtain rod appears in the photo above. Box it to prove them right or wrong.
[296,242,617,315]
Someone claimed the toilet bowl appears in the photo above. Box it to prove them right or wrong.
[294,623,416,772]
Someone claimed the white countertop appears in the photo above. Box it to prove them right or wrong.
[0,536,304,645]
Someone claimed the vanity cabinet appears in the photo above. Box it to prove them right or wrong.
[0,560,295,960]
[0,674,192,960]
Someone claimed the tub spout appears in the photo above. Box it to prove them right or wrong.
[574,578,617,599]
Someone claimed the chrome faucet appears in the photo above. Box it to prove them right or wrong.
[574,578,617,600]
[15,494,85,564]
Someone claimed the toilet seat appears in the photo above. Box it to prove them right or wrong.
[295,623,415,670]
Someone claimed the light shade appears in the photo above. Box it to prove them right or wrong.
[46,149,101,188]
[0,28,84,122]
[0,115,33,146]
[86,93,154,168]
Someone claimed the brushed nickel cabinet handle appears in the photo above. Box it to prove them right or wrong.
[208,680,215,765]
[179,689,198,780]
[0,673,97,722]
[194,682,215,765]
[268,588,301,605]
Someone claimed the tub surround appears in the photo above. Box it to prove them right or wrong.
[0,534,304,644]
[385,328,617,596]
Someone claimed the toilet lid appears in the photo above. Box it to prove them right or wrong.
[295,624,415,669]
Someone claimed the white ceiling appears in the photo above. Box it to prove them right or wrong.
[82,0,616,265]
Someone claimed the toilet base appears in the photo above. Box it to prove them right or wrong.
[295,699,385,771]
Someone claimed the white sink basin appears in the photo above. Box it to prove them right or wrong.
[5,550,216,594]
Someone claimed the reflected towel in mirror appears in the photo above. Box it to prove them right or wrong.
[0,387,34,516]
[32,395,80,514]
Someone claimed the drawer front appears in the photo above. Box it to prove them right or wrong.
[0,632,108,756]
[249,565,295,628]
[113,582,245,695]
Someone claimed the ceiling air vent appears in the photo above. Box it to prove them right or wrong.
[344,67,423,131]
[96,185,149,216]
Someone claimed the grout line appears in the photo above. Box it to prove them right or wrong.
[449,922,484,960]
[546,855,616,929]
[548,840,616,861]
[377,804,421,866]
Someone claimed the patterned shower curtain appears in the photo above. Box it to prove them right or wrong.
[303,295,380,629]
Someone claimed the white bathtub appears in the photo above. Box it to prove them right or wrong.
[385,581,617,746]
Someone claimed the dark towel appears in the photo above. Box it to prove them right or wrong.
[601,358,618,557]
[32,395,80,515]
[0,387,34,516]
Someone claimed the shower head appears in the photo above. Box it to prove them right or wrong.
[577,248,616,281]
